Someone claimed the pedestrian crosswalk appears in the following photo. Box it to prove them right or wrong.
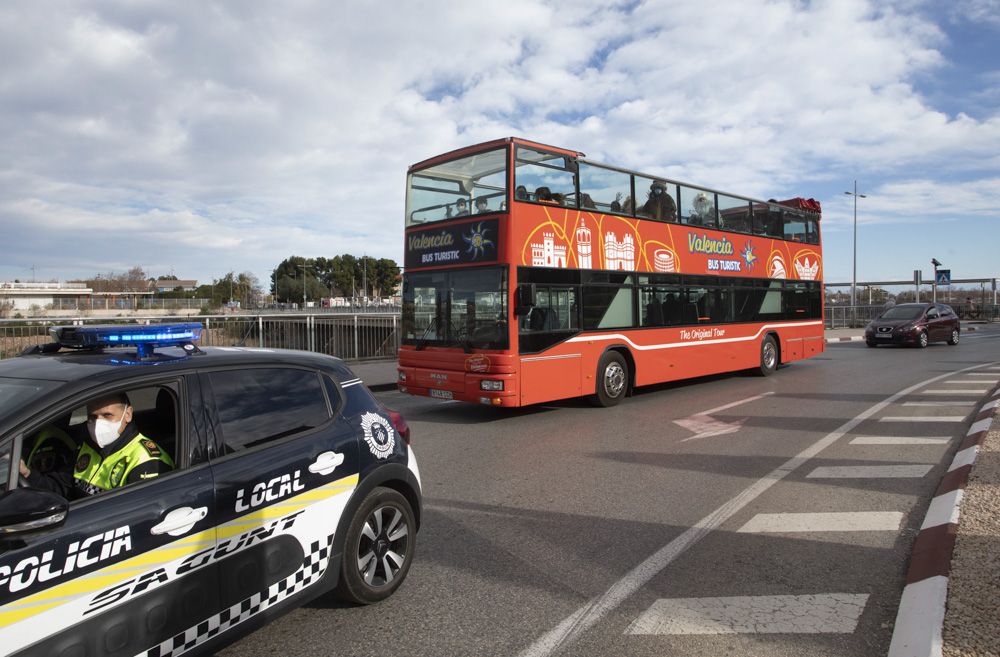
[623,368,998,642]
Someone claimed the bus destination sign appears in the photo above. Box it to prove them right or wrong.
[405,218,499,269]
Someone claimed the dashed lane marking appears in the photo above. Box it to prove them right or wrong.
[849,436,950,445]
[737,512,904,533]
[806,465,933,478]
[902,401,976,407]
[626,594,870,635]
[919,390,990,395]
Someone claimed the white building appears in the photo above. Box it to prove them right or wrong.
[531,232,568,268]
[576,219,592,269]
[604,232,635,271]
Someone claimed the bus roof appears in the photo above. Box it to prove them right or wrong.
[407,137,582,173]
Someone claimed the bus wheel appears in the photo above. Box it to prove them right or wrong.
[757,336,778,376]
[590,351,628,407]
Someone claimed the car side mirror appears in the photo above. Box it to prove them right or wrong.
[514,283,536,316]
[0,488,68,536]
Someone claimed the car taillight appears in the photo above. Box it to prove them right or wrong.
[387,408,411,445]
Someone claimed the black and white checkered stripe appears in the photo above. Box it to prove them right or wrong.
[143,535,334,657]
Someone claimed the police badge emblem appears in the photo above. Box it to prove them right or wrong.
[75,454,91,472]
[360,412,395,459]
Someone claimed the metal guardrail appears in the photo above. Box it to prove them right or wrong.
[824,304,999,328]
[0,314,401,361]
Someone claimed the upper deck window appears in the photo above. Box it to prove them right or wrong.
[514,147,577,207]
[407,147,507,226]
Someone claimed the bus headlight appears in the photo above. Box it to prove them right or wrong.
[480,380,503,391]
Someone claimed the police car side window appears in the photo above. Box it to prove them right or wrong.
[208,368,329,452]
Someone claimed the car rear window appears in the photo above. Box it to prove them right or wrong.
[880,306,924,320]
[208,368,330,451]
[0,377,60,418]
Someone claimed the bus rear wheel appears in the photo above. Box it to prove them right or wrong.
[757,336,778,376]
[590,351,628,407]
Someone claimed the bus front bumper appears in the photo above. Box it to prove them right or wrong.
[396,367,518,407]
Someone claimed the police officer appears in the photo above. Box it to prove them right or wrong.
[21,393,173,497]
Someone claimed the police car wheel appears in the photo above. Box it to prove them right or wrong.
[337,487,416,604]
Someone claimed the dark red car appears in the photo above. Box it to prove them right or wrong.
[865,302,961,348]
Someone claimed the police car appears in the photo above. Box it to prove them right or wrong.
[0,323,421,657]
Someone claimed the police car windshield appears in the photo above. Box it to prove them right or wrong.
[0,376,61,418]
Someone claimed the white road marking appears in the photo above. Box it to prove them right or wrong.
[878,416,966,422]
[948,446,979,471]
[674,393,773,442]
[697,392,776,416]
[737,512,903,533]
[518,360,999,657]
[902,401,975,407]
[941,380,992,385]
[920,490,964,530]
[983,399,999,412]
[626,593,869,635]
[962,372,1000,376]
[919,390,988,395]
[849,436,950,445]
[806,465,932,478]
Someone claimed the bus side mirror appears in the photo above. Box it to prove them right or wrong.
[515,284,536,316]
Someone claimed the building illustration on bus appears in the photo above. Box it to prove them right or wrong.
[398,137,824,407]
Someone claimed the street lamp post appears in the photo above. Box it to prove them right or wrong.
[844,181,867,314]
[931,258,942,303]
[297,264,309,308]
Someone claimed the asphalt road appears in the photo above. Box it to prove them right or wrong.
[221,325,1000,657]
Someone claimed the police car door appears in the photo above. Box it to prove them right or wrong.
[0,379,217,657]
[200,365,359,639]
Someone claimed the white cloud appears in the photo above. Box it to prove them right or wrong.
[0,0,997,285]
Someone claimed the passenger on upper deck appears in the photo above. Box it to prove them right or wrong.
[455,198,470,217]
[688,192,715,226]
[515,185,528,201]
[536,187,555,203]
[475,198,489,213]
[641,181,677,222]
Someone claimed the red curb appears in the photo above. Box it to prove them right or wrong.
[906,523,958,584]
[935,466,972,496]
[960,431,988,451]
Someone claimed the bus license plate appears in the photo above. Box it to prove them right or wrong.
[430,389,453,400]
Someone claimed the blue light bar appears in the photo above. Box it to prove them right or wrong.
[50,323,203,351]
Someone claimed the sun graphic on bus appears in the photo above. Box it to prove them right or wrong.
[740,241,757,271]
[463,222,495,260]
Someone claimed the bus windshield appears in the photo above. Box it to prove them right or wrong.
[407,147,508,226]
[402,267,508,350]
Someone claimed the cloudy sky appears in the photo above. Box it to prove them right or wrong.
[2,0,998,290]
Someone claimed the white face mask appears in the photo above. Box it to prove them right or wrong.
[89,412,127,448]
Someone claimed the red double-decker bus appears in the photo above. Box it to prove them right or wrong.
[398,137,823,407]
